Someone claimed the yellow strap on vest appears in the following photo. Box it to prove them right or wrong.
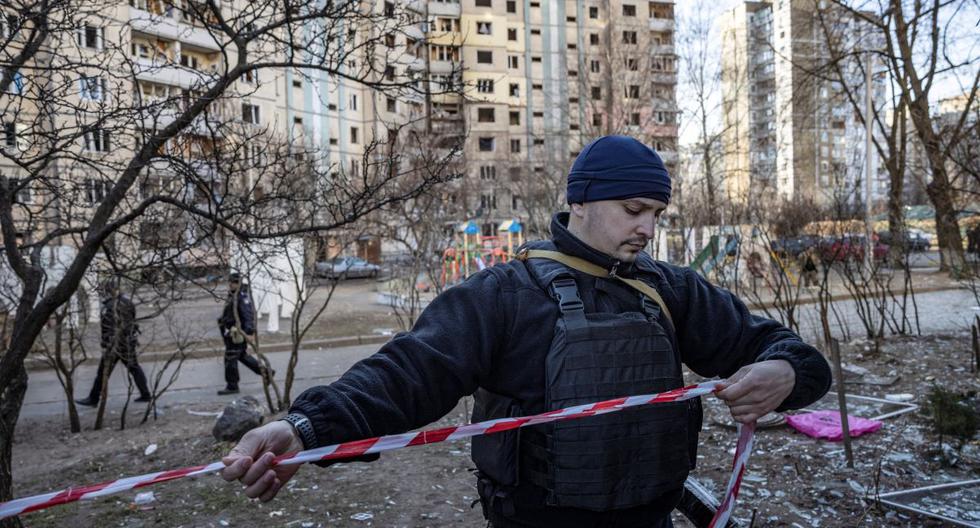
[518,249,674,326]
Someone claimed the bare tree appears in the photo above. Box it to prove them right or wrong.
[0,1,460,522]
[678,0,729,226]
[827,0,979,274]
[34,298,89,433]
[374,128,463,329]
[139,308,196,425]
[806,3,913,268]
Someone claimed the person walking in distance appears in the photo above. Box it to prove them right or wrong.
[217,272,268,395]
[800,248,819,288]
[76,278,151,406]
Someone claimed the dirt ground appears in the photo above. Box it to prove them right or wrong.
[11,332,980,527]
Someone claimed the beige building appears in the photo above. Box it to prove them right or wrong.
[720,0,888,209]
[429,0,679,236]
[1,0,428,262]
[2,0,678,262]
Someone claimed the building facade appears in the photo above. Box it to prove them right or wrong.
[720,0,888,210]
[1,0,678,264]
[436,0,679,237]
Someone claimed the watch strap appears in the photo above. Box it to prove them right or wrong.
[280,412,317,450]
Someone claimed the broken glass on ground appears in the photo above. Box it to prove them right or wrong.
[878,479,980,527]
[804,391,918,420]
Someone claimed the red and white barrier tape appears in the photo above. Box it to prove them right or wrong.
[1,380,755,524]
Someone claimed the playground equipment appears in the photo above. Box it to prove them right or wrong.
[690,235,739,277]
[688,227,802,288]
[440,219,524,287]
[690,234,740,277]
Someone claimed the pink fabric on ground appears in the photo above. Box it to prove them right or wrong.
[785,410,883,441]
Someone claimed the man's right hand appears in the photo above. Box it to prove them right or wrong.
[220,421,305,502]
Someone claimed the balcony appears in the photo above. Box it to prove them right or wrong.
[650,43,675,56]
[403,0,426,14]
[137,106,227,135]
[143,157,218,182]
[429,59,458,74]
[648,18,675,32]
[400,88,426,104]
[657,150,678,165]
[432,92,462,104]
[400,54,426,71]
[403,24,425,41]
[129,8,221,52]
[134,58,218,89]
[428,1,461,17]
[649,71,677,84]
[648,124,678,137]
[136,105,179,129]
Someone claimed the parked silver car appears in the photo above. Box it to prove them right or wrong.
[315,257,381,279]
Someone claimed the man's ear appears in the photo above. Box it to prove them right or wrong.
[569,202,587,220]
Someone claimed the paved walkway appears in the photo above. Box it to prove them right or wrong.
[22,342,381,419]
[20,287,977,421]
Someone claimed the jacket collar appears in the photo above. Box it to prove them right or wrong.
[549,212,657,278]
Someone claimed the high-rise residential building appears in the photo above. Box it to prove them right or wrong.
[432,0,679,236]
[720,0,887,209]
[0,0,430,262]
[2,0,678,263]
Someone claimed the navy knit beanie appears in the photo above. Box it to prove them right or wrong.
[566,135,671,205]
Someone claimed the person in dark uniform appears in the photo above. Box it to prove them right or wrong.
[76,278,151,406]
[220,136,832,526]
[217,272,266,395]
[800,247,819,288]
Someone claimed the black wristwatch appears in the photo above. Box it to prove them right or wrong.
[279,412,317,450]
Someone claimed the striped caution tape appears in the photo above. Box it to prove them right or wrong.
[0,380,755,525]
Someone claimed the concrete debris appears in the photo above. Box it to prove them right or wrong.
[212,396,263,442]
[133,491,155,505]
[186,409,222,417]
[847,480,867,495]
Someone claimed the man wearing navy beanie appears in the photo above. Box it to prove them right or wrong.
[564,135,673,263]
[224,136,831,528]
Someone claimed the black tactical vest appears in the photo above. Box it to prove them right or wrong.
[472,242,699,513]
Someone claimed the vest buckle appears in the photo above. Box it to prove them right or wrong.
[641,296,662,320]
[551,278,584,314]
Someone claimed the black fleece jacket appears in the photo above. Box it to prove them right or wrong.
[290,212,832,508]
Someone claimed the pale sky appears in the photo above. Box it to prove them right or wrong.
[675,0,738,149]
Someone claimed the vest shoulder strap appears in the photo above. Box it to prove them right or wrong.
[518,249,674,326]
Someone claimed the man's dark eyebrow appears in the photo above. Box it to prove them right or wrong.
[624,200,664,211]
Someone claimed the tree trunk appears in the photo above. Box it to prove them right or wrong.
[902,60,968,274]
[886,160,906,267]
[703,143,718,226]
[0,364,27,528]
[94,357,110,430]
[51,314,81,433]
[284,342,299,409]
[926,164,967,274]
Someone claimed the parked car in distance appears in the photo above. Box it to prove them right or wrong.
[820,235,888,262]
[907,228,932,251]
[876,230,931,252]
[770,235,822,259]
[315,257,381,279]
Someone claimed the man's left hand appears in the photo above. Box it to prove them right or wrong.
[715,359,796,424]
